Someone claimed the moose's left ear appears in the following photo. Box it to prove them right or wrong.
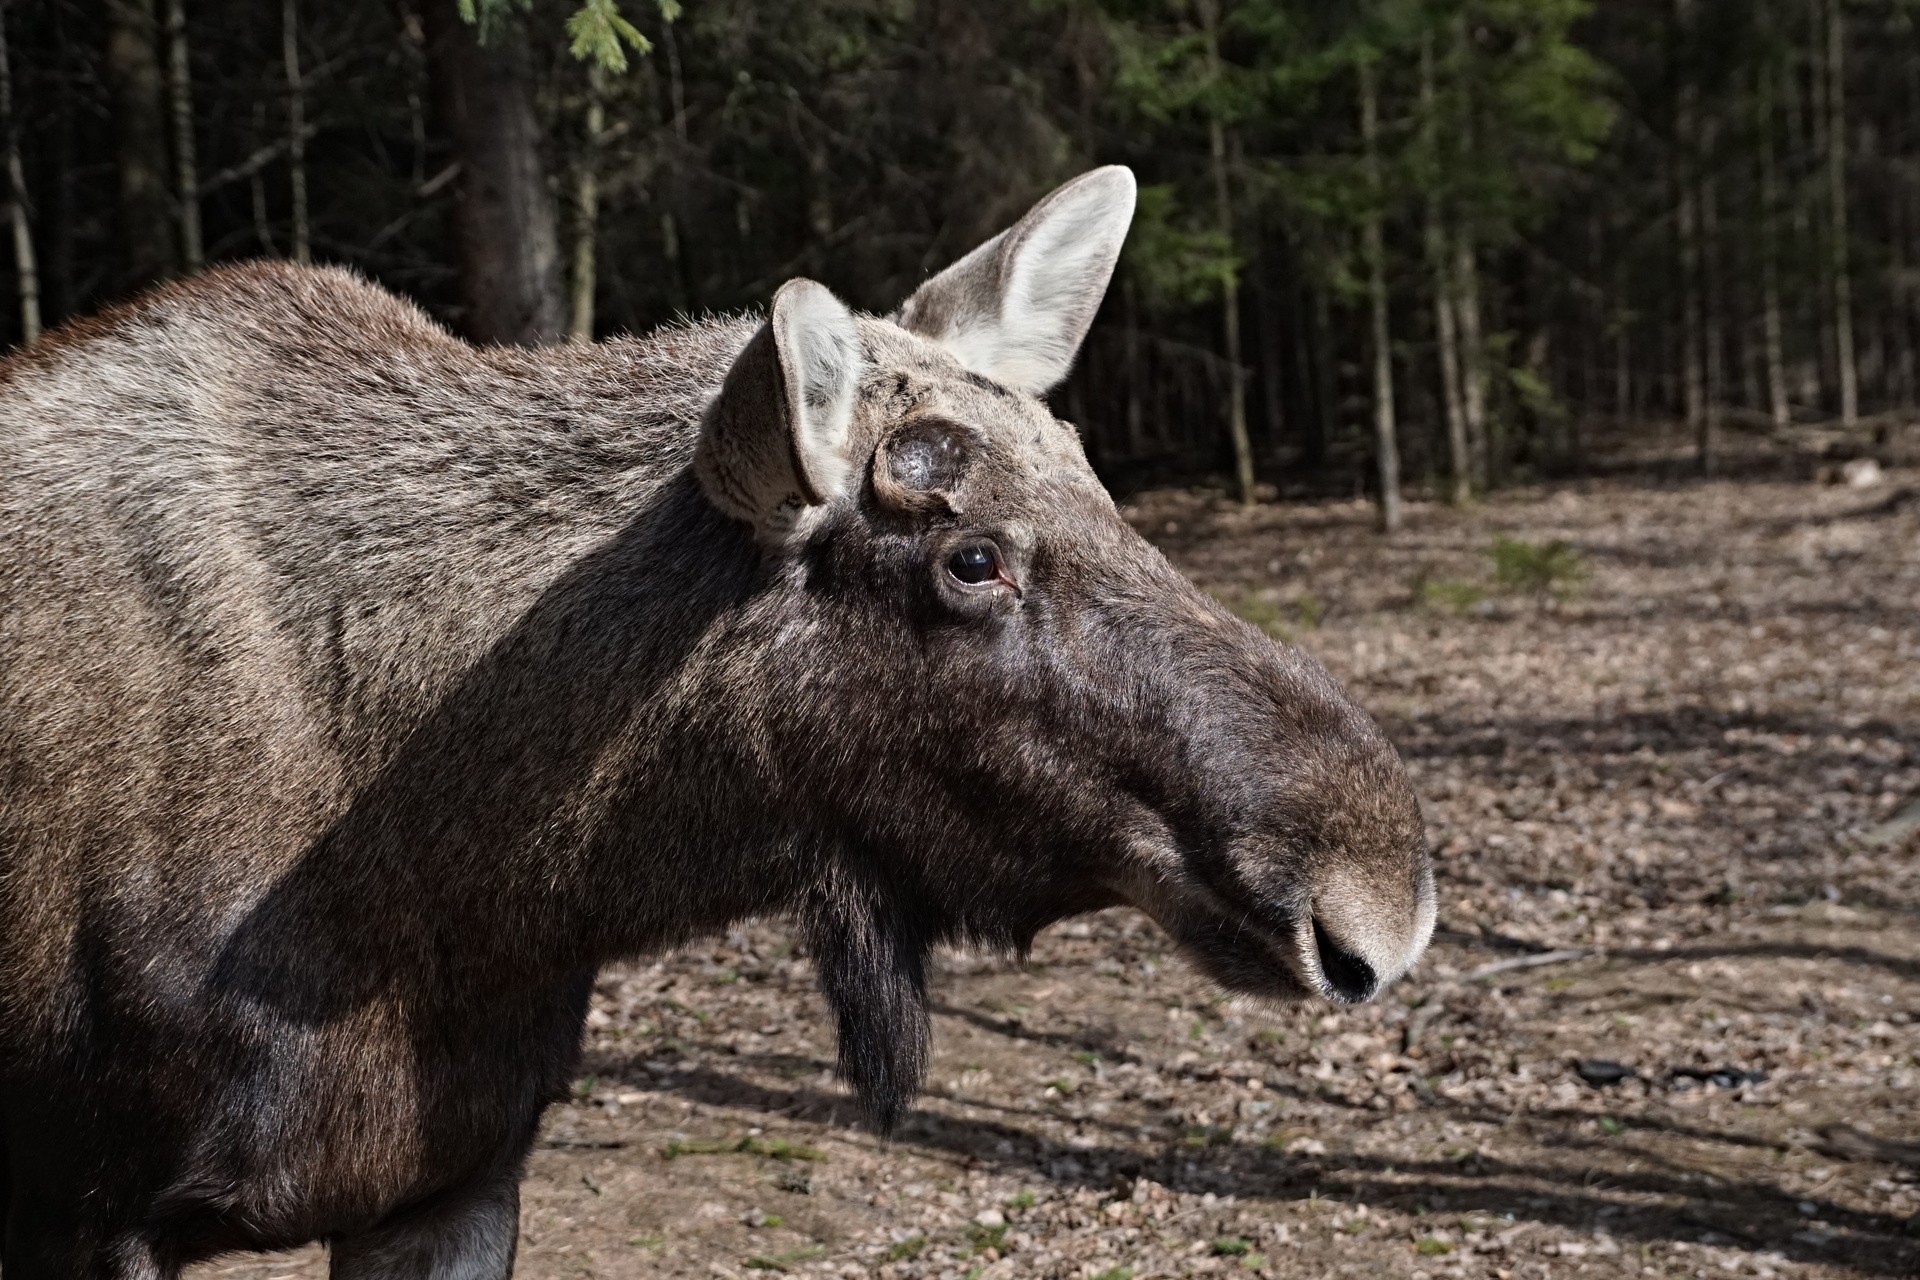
[894,166,1136,395]
[696,278,864,535]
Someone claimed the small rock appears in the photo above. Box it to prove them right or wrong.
[974,1208,1006,1229]
[1573,1058,1636,1086]
[1843,457,1883,488]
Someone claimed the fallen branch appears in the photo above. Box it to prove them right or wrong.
[1816,1124,1920,1167]
[1861,799,1920,848]
[1462,948,1593,982]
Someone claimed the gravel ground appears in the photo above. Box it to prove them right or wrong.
[195,463,1920,1280]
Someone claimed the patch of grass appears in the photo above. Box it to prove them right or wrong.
[1418,577,1486,615]
[1092,1269,1133,1280]
[1212,1236,1253,1256]
[882,1234,926,1261]
[1046,1077,1076,1095]
[1490,535,1586,596]
[1340,1218,1369,1235]
[743,1244,825,1271]
[660,1136,827,1162]
[1597,1115,1625,1135]
[1414,1237,1453,1256]
[968,1222,1009,1253]
[711,967,740,984]
[1212,588,1292,639]
[569,1074,597,1101]
[627,1234,664,1248]
[1238,1253,1267,1269]
[1182,1123,1234,1149]
[1293,591,1323,629]
[1073,1051,1103,1067]
[1006,1188,1036,1210]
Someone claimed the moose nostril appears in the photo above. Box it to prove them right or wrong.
[1311,917,1377,1003]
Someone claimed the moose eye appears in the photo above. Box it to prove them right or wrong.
[946,542,1001,586]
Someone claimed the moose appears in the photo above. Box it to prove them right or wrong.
[0,168,1434,1279]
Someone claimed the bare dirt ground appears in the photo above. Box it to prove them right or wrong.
[199,459,1920,1280]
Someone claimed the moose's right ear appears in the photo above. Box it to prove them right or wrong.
[696,279,865,535]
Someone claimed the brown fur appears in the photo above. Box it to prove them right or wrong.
[0,179,1430,1278]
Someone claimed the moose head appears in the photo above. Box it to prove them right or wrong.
[686,168,1435,1129]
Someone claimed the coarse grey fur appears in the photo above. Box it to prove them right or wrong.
[0,168,1433,1279]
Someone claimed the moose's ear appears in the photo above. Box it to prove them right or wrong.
[696,279,865,532]
[894,166,1135,395]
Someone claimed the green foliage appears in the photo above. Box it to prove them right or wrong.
[1092,1269,1134,1280]
[1127,185,1236,308]
[1182,1122,1234,1147]
[460,0,675,71]
[1414,1236,1453,1256]
[1007,1188,1037,1210]
[968,1221,1010,1252]
[1212,1236,1253,1255]
[1489,535,1586,596]
[1418,577,1485,615]
[883,1234,927,1261]
[744,1245,825,1271]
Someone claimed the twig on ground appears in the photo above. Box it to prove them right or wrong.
[1816,1124,1920,1167]
[1462,949,1593,982]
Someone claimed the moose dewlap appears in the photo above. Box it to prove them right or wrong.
[0,168,1433,1278]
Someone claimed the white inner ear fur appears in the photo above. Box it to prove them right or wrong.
[902,166,1136,395]
[773,279,863,505]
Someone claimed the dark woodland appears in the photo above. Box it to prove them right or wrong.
[3,0,1915,514]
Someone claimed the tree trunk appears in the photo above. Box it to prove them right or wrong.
[420,0,563,346]
[1675,0,1707,466]
[1824,0,1857,425]
[1455,235,1489,489]
[283,0,308,264]
[164,0,200,272]
[0,0,39,343]
[1701,114,1723,473]
[1359,56,1400,533]
[105,0,175,290]
[569,65,605,342]
[1200,0,1253,506]
[1123,278,1145,457]
[1758,58,1791,428]
[1421,35,1469,504]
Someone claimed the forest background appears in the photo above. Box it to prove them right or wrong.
[0,0,1912,523]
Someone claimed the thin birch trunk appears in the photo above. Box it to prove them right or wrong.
[1701,114,1722,474]
[249,100,276,253]
[568,64,604,342]
[1758,59,1791,427]
[1448,14,1489,487]
[0,0,38,342]
[1201,0,1253,507]
[164,0,199,271]
[1824,0,1857,425]
[1675,0,1706,462]
[1455,235,1488,489]
[1422,34,1469,503]
[1123,279,1145,457]
[1359,56,1400,533]
[283,0,308,264]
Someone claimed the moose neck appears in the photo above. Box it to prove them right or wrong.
[221,455,819,1018]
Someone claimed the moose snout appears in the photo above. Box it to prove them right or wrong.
[1288,863,1438,1005]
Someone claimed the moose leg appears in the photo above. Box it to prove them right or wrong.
[327,1175,520,1280]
